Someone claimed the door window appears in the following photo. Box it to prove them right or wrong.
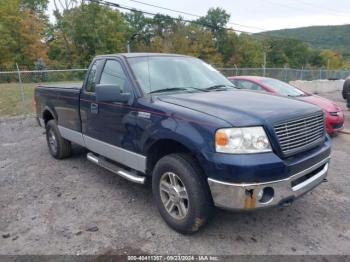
[100,60,129,92]
[85,60,102,93]
[235,80,263,91]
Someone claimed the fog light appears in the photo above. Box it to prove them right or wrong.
[257,189,264,200]
[258,187,275,204]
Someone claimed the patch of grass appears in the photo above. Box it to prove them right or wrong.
[0,83,36,116]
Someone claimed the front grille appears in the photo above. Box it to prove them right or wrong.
[274,112,325,156]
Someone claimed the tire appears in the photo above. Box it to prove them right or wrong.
[342,79,350,100]
[45,120,72,159]
[152,153,213,234]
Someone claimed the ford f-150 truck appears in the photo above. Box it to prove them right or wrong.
[35,53,331,234]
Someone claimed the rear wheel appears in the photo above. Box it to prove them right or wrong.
[46,120,72,159]
[152,153,213,234]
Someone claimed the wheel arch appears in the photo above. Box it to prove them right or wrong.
[42,106,56,126]
[146,138,206,177]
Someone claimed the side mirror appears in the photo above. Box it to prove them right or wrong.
[95,84,131,103]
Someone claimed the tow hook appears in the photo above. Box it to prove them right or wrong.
[323,178,328,183]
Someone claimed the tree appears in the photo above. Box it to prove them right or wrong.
[219,31,239,65]
[320,50,343,69]
[123,10,153,47]
[48,2,128,67]
[0,0,19,68]
[228,34,264,67]
[197,7,230,38]
[19,9,48,66]
[151,14,175,38]
[2,1,346,70]
[197,7,230,52]
[262,38,311,68]
[52,0,79,67]
[343,58,350,69]
[20,0,48,13]
[0,0,47,69]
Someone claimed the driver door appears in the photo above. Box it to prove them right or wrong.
[80,58,137,152]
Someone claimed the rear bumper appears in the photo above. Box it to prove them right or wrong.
[208,157,329,210]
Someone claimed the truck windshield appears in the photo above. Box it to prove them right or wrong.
[261,78,307,97]
[127,56,235,94]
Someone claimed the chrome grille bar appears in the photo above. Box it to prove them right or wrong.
[277,123,324,138]
[275,116,324,132]
[274,112,325,156]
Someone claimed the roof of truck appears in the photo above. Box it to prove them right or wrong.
[95,53,189,59]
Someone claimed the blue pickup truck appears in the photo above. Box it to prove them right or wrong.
[35,53,331,234]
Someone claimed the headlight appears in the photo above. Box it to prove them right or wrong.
[215,127,272,154]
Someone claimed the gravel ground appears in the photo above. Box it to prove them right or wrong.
[0,91,349,255]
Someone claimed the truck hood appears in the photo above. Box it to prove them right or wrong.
[159,90,321,126]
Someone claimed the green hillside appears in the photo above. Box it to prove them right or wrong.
[257,24,350,57]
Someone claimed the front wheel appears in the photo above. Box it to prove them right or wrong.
[152,153,213,234]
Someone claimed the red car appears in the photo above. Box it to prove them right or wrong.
[228,76,344,134]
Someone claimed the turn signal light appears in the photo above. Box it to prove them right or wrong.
[215,130,228,146]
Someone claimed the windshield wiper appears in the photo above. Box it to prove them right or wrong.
[287,94,305,97]
[205,84,235,91]
[149,87,189,94]
[149,86,208,94]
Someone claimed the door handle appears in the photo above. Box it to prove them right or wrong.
[90,103,98,114]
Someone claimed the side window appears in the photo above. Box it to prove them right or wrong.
[236,80,263,91]
[100,60,129,92]
[230,80,238,88]
[85,60,101,93]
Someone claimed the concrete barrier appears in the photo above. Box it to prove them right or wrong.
[290,80,345,94]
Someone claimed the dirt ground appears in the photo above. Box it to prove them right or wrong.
[0,91,349,255]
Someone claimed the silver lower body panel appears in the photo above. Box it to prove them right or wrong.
[208,157,330,210]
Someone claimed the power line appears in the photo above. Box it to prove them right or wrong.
[125,0,267,31]
[88,0,333,47]
[89,0,255,34]
[128,0,201,18]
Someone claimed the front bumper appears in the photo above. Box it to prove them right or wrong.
[325,112,344,133]
[208,157,329,210]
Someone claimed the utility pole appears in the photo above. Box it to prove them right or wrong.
[127,43,130,53]
[126,33,140,53]
[263,52,267,77]
[16,63,26,115]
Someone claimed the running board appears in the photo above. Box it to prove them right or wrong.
[87,153,146,184]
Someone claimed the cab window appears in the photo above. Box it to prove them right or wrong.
[85,60,102,92]
[100,60,129,92]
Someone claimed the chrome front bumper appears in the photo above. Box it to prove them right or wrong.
[208,157,330,210]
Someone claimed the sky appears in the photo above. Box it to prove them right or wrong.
[48,0,350,33]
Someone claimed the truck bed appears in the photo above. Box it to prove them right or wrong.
[35,82,82,132]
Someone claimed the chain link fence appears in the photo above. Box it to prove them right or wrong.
[0,67,349,117]
[219,68,350,82]
[0,69,87,117]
